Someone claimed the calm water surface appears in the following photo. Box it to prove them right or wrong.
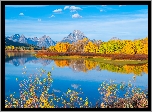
[5,52,148,104]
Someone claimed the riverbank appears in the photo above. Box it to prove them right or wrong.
[35,52,148,60]
[35,52,148,65]
[35,55,148,66]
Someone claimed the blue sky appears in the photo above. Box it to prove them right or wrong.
[5,5,148,41]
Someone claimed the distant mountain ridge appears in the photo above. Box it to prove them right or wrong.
[5,38,41,50]
[6,34,56,48]
[5,38,30,47]
[6,30,118,48]
[5,30,87,47]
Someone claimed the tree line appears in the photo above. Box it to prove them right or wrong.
[48,37,148,55]
[5,45,44,51]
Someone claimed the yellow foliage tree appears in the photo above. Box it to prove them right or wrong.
[49,46,56,52]
[121,41,136,55]
[84,41,98,53]
[54,42,70,53]
[141,37,148,55]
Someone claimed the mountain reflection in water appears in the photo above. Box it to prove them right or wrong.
[5,52,148,76]
[5,52,53,66]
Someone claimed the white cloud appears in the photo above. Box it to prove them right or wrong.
[38,19,41,21]
[19,13,24,16]
[100,10,103,12]
[64,6,82,12]
[72,13,82,18]
[50,15,55,18]
[53,9,62,13]
[70,6,82,10]
[119,5,126,7]
[64,6,70,10]
[69,6,82,12]
[101,5,107,6]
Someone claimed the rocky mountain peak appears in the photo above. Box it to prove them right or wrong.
[62,30,86,43]
[110,37,121,41]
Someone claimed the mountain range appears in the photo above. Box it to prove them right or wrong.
[5,38,42,49]
[6,30,119,48]
[5,38,30,47]
[6,34,56,48]
[5,30,87,48]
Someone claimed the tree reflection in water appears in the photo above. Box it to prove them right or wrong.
[54,60,148,76]
[5,52,148,76]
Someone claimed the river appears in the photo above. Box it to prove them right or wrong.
[5,52,148,106]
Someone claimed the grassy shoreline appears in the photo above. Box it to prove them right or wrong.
[35,55,148,66]
[35,51,148,59]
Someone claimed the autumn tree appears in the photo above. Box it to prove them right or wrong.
[141,37,148,55]
[68,38,89,53]
[48,46,56,52]
[84,41,99,53]
[54,42,70,53]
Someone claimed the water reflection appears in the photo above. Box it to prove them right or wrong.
[98,63,148,76]
[5,52,148,76]
[71,84,81,89]
[69,60,87,72]
[5,52,148,107]
[53,60,148,76]
[5,52,53,66]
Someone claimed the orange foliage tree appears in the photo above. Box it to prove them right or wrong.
[84,41,99,53]
[54,42,70,53]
